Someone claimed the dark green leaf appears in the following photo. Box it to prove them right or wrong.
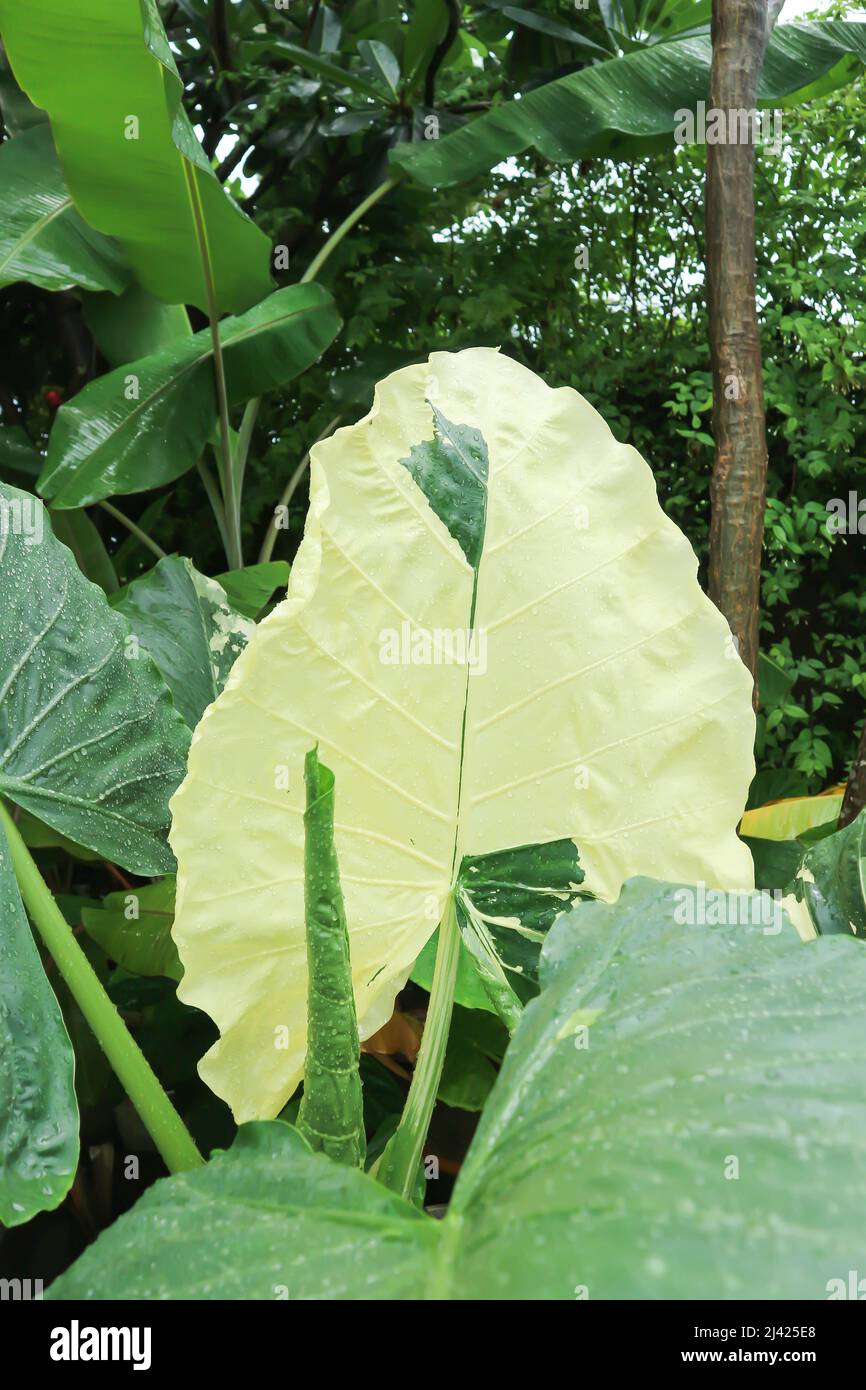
[48,877,866,1297]
[244,38,387,103]
[0,484,190,874]
[502,7,611,53]
[0,125,129,294]
[112,557,253,728]
[49,1121,434,1298]
[399,407,489,569]
[358,39,401,95]
[0,817,78,1227]
[454,837,587,1026]
[48,507,118,594]
[0,425,43,482]
[39,283,341,509]
[787,810,866,938]
[392,21,866,187]
[214,561,290,619]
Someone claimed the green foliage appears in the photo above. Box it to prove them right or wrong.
[112,557,252,728]
[47,877,866,1298]
[0,817,78,1227]
[3,0,866,1302]
[0,483,189,874]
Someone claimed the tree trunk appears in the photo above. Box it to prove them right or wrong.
[840,719,866,829]
[706,0,772,694]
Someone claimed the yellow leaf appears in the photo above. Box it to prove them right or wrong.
[739,787,844,842]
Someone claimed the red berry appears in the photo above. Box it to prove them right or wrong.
[44,389,63,410]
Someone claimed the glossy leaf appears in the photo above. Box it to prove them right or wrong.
[49,1122,435,1298]
[244,38,388,103]
[0,0,272,313]
[48,878,866,1297]
[112,557,253,729]
[739,786,843,841]
[83,285,191,368]
[502,8,611,54]
[214,561,290,619]
[38,283,341,509]
[0,483,190,874]
[443,878,866,1298]
[358,39,401,95]
[0,425,43,482]
[81,878,181,981]
[48,507,118,594]
[296,750,365,1168]
[785,810,866,940]
[454,838,588,1028]
[391,22,866,186]
[741,834,802,894]
[14,808,99,863]
[170,348,754,1120]
[0,817,78,1227]
[0,124,129,294]
[438,1006,505,1112]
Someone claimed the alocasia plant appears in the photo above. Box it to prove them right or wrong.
[47,876,866,1300]
[169,347,756,1124]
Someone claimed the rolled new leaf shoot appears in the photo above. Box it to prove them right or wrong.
[297,749,366,1168]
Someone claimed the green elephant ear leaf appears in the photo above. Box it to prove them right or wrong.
[0,483,190,874]
[0,125,130,294]
[454,838,588,1028]
[169,347,754,1122]
[48,1122,435,1299]
[38,283,340,509]
[0,817,78,1227]
[47,877,866,1297]
[214,561,290,619]
[0,0,272,313]
[112,557,254,729]
[81,877,181,982]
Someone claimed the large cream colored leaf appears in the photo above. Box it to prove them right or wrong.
[169,348,754,1120]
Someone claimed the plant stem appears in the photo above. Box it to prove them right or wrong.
[0,803,203,1175]
[258,414,341,564]
[182,163,243,568]
[301,177,399,285]
[375,895,460,1201]
[97,501,166,561]
[197,457,231,561]
[234,397,261,505]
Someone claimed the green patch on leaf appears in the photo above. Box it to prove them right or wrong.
[399,407,489,570]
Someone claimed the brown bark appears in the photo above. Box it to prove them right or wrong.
[706,0,772,694]
[840,718,866,829]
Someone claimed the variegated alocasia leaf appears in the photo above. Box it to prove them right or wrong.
[112,557,254,729]
[169,347,755,1121]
